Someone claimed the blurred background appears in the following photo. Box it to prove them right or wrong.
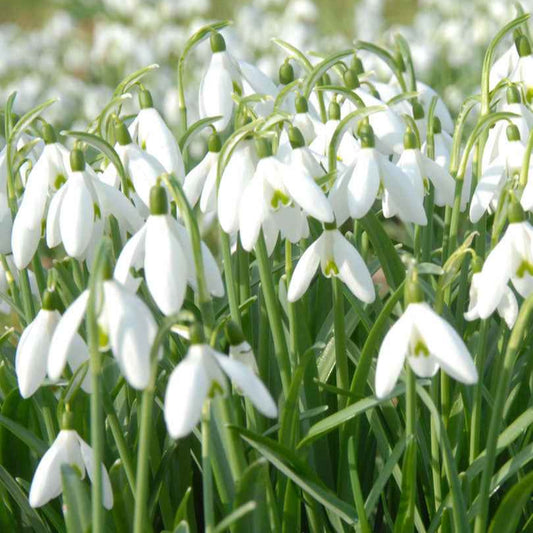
[0,0,520,130]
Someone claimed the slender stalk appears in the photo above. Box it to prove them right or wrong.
[332,277,348,409]
[202,400,215,533]
[221,230,241,327]
[405,366,417,530]
[474,294,533,533]
[255,232,291,395]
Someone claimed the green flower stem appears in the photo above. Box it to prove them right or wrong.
[106,411,136,495]
[0,255,23,320]
[237,242,252,338]
[405,365,417,528]
[31,254,46,297]
[202,400,215,533]
[285,240,299,370]
[255,232,291,396]
[429,380,442,512]
[18,269,35,324]
[221,231,241,327]
[332,277,348,409]
[474,293,533,533]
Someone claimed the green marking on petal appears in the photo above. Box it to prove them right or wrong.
[516,260,533,278]
[54,173,66,189]
[324,260,339,277]
[270,190,290,210]
[413,339,430,357]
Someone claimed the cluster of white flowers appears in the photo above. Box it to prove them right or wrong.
[2,8,533,521]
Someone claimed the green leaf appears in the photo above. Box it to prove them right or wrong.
[488,470,533,533]
[0,413,47,456]
[234,427,358,525]
[393,436,416,533]
[215,502,257,533]
[354,41,398,77]
[113,64,159,96]
[9,98,57,148]
[299,383,405,447]
[303,49,353,99]
[272,39,313,72]
[61,464,91,533]
[179,115,222,151]
[0,465,48,532]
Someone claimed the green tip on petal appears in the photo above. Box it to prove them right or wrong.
[139,89,154,109]
[70,149,85,172]
[328,101,341,121]
[359,124,375,148]
[516,35,532,58]
[508,197,526,223]
[210,32,226,53]
[225,320,245,346]
[114,119,132,145]
[42,123,56,144]
[506,85,521,104]
[149,184,168,215]
[279,61,294,85]
[432,116,442,134]
[288,125,305,149]
[255,137,272,159]
[208,132,222,152]
[506,124,521,142]
[403,129,418,149]
[412,101,425,120]
[295,95,308,114]
[42,289,60,311]
[343,68,360,90]
[351,55,364,75]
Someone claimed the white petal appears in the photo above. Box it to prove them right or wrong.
[347,149,380,219]
[469,162,505,223]
[214,352,277,417]
[113,225,147,292]
[407,353,439,378]
[144,215,187,315]
[497,287,518,329]
[46,185,67,248]
[287,236,322,302]
[103,281,157,389]
[200,241,225,298]
[420,154,455,206]
[238,176,265,252]
[413,303,478,385]
[333,231,375,303]
[183,152,212,207]
[48,292,89,381]
[124,144,165,207]
[375,312,411,398]
[12,213,41,269]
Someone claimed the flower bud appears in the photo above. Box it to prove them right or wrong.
[508,197,526,223]
[506,85,521,104]
[207,132,222,152]
[224,320,245,346]
[139,89,154,109]
[506,124,521,142]
[328,101,341,121]
[210,32,226,53]
[324,221,337,230]
[288,125,305,148]
[295,95,308,114]
[70,149,85,172]
[279,61,294,85]
[343,68,360,90]
[515,35,532,58]
[471,255,483,274]
[432,116,442,134]
[114,119,132,146]
[412,101,425,120]
[255,137,272,159]
[351,55,364,75]
[149,184,169,215]
[403,128,418,149]
[359,124,375,148]
[60,409,75,430]
[189,322,205,344]
[42,123,57,144]
[42,289,60,311]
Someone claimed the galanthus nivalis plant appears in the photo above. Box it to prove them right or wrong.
[2,12,533,533]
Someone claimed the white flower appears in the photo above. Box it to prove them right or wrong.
[46,149,142,261]
[12,129,70,269]
[199,33,241,131]
[375,302,478,399]
[510,36,533,99]
[16,293,90,398]
[29,429,113,509]
[397,131,455,208]
[287,226,375,303]
[471,217,533,319]
[464,272,518,328]
[490,44,519,90]
[329,125,427,225]
[114,185,224,315]
[218,139,257,234]
[469,128,524,223]
[164,343,277,439]
[128,90,185,180]
[421,118,453,170]
[48,278,156,390]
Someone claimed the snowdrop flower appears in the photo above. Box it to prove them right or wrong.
[48,265,157,390]
[490,43,519,90]
[16,290,89,398]
[375,297,478,399]
[309,102,361,168]
[225,320,259,375]
[101,120,166,208]
[397,129,455,208]
[470,202,533,319]
[470,125,524,223]
[464,272,518,328]
[217,137,257,234]
[29,420,112,509]
[114,184,223,315]
[183,132,221,212]
[199,32,241,131]
[287,223,375,304]
[421,117,453,170]
[128,89,185,180]
[291,95,320,145]
[329,125,427,225]
[12,124,70,269]
[510,36,533,102]
[164,329,277,439]
[239,136,333,251]
[46,149,142,261]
